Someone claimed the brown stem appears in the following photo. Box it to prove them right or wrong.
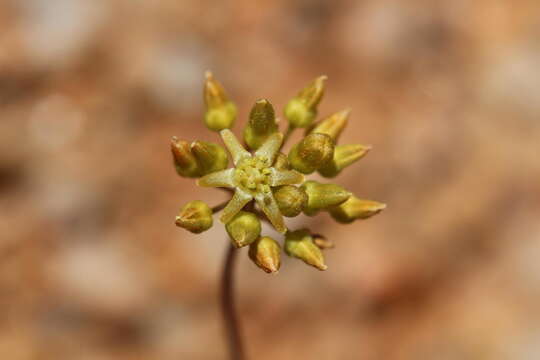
[221,243,246,360]
[212,201,229,213]
[218,187,235,195]
[281,125,295,146]
[281,124,295,149]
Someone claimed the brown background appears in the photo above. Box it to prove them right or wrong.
[1,0,540,359]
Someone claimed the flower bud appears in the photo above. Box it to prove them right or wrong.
[191,140,229,175]
[308,108,350,141]
[175,200,213,233]
[249,236,281,273]
[205,102,237,132]
[329,196,386,224]
[203,71,237,131]
[244,99,278,150]
[301,180,351,215]
[273,152,290,170]
[284,229,327,270]
[318,144,371,178]
[171,137,200,178]
[288,133,334,174]
[273,185,308,217]
[225,211,261,248]
[284,75,327,128]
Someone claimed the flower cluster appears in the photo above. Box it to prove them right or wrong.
[172,72,385,273]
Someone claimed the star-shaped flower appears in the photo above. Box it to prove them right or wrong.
[197,129,304,233]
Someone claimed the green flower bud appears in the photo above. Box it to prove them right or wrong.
[284,229,327,270]
[175,200,213,233]
[318,144,371,178]
[204,102,237,132]
[171,137,200,178]
[284,99,315,129]
[301,180,351,215]
[288,133,335,174]
[249,236,281,273]
[329,196,386,224]
[308,108,350,141]
[191,140,229,175]
[204,71,237,131]
[284,75,327,128]
[225,211,261,248]
[273,185,308,217]
[244,99,278,150]
[273,152,290,170]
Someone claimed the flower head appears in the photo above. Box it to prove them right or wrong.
[172,72,385,273]
[197,129,304,233]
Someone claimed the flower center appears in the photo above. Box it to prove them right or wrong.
[234,156,272,195]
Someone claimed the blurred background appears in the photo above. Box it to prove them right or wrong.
[1,0,540,359]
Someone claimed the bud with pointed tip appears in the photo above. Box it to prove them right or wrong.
[284,229,327,270]
[204,71,237,131]
[204,71,227,108]
[301,180,351,215]
[175,200,213,233]
[308,108,350,141]
[244,99,278,150]
[318,144,371,178]
[225,211,261,248]
[284,76,327,128]
[288,133,334,174]
[273,185,308,217]
[191,141,229,175]
[171,137,200,177]
[249,236,281,273]
[329,196,386,223]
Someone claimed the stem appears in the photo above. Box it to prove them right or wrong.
[212,201,229,213]
[220,243,246,360]
[282,125,295,149]
[218,187,235,195]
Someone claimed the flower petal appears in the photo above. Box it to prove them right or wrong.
[268,168,305,186]
[197,168,235,188]
[220,189,253,224]
[220,129,251,165]
[254,132,283,165]
[255,192,286,234]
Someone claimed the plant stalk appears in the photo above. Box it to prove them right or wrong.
[282,124,295,148]
[220,243,246,360]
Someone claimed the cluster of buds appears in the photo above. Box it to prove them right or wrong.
[173,72,385,273]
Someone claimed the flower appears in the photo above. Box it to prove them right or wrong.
[172,72,386,273]
[198,129,304,234]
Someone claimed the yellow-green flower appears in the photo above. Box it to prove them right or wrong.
[197,129,304,234]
